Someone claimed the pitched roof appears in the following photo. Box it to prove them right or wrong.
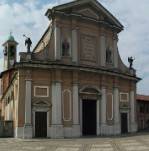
[137,94,149,102]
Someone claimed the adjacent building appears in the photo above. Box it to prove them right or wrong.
[137,95,149,131]
[0,0,140,138]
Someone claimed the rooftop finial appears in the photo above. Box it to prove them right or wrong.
[7,30,15,41]
[10,30,13,36]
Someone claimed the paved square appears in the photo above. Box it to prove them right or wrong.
[0,134,149,151]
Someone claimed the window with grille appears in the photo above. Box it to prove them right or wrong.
[120,93,128,102]
[34,86,49,97]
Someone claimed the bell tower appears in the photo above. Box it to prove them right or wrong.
[2,33,18,70]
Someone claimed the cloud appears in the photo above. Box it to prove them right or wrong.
[0,0,149,95]
[0,0,56,61]
[100,0,149,95]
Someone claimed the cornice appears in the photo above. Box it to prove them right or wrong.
[15,61,141,82]
[53,11,122,33]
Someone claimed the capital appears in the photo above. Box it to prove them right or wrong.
[113,33,118,41]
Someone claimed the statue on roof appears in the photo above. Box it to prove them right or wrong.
[128,56,135,69]
[23,35,32,53]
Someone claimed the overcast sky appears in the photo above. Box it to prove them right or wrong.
[0,0,149,95]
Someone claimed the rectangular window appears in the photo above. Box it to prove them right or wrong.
[34,86,49,97]
[120,93,128,102]
[140,104,144,113]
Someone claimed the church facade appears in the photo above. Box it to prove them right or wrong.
[0,0,140,138]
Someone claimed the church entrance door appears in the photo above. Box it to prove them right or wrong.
[35,112,47,137]
[82,100,97,136]
[121,113,128,134]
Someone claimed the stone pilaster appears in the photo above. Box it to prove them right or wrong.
[113,34,118,68]
[113,87,120,134]
[72,83,81,137]
[130,90,137,132]
[54,23,61,60]
[72,29,78,63]
[101,86,106,134]
[51,81,63,138]
[23,79,32,139]
[96,99,100,135]
[100,30,106,66]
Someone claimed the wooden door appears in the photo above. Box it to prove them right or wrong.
[121,113,128,134]
[35,112,47,137]
[82,100,97,135]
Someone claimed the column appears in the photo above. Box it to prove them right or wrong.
[51,81,63,138]
[23,79,32,138]
[72,83,80,136]
[101,87,106,134]
[54,25,61,60]
[100,33,106,66]
[114,87,120,134]
[113,34,118,68]
[72,29,78,63]
[130,90,137,132]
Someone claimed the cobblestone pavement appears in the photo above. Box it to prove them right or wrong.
[1,134,149,151]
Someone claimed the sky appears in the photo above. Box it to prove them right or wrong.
[0,0,149,95]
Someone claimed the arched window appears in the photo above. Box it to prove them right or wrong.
[4,47,7,56]
[9,46,15,59]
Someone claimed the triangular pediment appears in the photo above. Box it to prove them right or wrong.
[77,7,100,20]
[46,0,123,30]
[35,101,47,105]
[33,100,51,107]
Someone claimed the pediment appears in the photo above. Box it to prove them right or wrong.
[35,101,47,106]
[46,0,123,30]
[77,8,100,20]
[33,100,51,107]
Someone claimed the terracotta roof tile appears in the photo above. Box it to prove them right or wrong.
[137,94,149,101]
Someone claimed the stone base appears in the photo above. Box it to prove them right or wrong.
[101,124,120,135]
[114,124,121,135]
[72,125,81,137]
[47,127,51,138]
[14,127,24,138]
[50,125,63,138]
[130,122,138,133]
[48,125,81,138]
[97,126,101,135]
[101,125,113,135]
[64,127,72,138]
[23,124,33,139]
